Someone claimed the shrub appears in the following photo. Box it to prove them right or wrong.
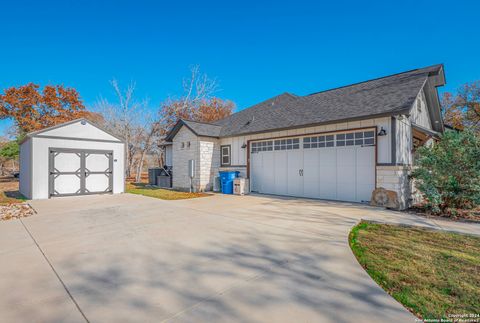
[411,130,480,214]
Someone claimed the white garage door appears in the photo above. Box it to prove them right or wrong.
[250,129,376,203]
[49,148,113,197]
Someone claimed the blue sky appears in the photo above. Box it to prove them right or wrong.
[1,0,479,136]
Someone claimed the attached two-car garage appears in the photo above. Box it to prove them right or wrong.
[19,119,125,200]
[249,128,376,203]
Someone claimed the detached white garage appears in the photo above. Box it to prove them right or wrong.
[19,118,125,200]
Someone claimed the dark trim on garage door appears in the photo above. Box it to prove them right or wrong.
[49,148,114,198]
[246,126,378,194]
[391,116,396,165]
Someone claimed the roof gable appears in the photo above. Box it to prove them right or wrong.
[166,64,446,139]
[165,119,222,141]
[23,118,124,143]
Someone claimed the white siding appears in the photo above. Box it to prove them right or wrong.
[165,145,173,166]
[30,137,125,199]
[410,89,432,129]
[19,138,32,199]
[220,117,392,170]
[394,117,413,165]
[38,120,120,141]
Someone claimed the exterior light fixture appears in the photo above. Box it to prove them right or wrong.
[377,127,387,136]
[241,143,247,149]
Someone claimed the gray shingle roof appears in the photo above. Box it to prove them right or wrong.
[166,64,444,140]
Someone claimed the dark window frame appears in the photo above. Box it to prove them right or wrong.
[221,145,231,166]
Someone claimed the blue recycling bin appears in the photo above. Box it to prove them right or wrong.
[219,171,239,194]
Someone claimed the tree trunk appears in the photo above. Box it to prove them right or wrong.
[135,150,147,183]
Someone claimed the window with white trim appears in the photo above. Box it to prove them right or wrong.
[221,145,231,165]
[273,138,300,150]
[303,135,334,148]
[251,140,274,153]
[336,130,375,147]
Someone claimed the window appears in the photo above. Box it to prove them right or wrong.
[336,130,375,147]
[181,142,185,149]
[251,141,273,153]
[221,145,231,165]
[303,135,334,148]
[272,138,300,150]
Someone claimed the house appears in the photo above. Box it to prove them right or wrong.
[19,118,125,200]
[165,64,446,209]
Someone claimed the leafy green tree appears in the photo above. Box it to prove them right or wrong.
[0,140,19,159]
[411,130,480,214]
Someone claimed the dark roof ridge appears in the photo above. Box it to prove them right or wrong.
[306,64,443,97]
[182,119,221,126]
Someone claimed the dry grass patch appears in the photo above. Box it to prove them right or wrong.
[126,183,210,200]
[0,178,26,205]
[349,221,480,320]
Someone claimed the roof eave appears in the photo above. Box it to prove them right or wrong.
[219,109,411,138]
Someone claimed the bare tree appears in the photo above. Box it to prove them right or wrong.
[95,80,146,178]
[133,111,162,182]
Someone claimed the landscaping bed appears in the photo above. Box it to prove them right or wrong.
[1,203,35,221]
[406,205,480,223]
[0,178,34,220]
[126,183,210,200]
[349,221,480,321]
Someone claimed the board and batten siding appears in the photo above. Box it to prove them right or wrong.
[219,117,392,171]
[394,89,434,165]
[410,89,432,130]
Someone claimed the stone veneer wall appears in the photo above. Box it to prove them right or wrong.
[198,137,220,191]
[172,127,199,191]
[376,165,412,210]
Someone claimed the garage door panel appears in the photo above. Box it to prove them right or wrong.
[274,151,288,195]
[337,182,356,201]
[319,148,337,200]
[54,152,81,172]
[53,174,81,195]
[261,152,275,194]
[303,149,319,198]
[85,174,110,193]
[250,154,262,192]
[85,153,110,172]
[287,150,303,196]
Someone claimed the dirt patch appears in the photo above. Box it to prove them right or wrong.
[0,177,26,205]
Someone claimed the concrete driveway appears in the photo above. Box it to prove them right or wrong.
[1,193,478,322]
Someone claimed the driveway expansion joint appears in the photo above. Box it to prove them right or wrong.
[19,218,90,323]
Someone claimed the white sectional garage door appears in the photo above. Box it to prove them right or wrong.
[250,129,376,203]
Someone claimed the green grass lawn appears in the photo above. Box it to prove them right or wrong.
[126,183,210,200]
[349,221,480,320]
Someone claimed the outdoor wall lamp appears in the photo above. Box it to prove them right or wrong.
[241,143,247,149]
[377,127,387,136]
